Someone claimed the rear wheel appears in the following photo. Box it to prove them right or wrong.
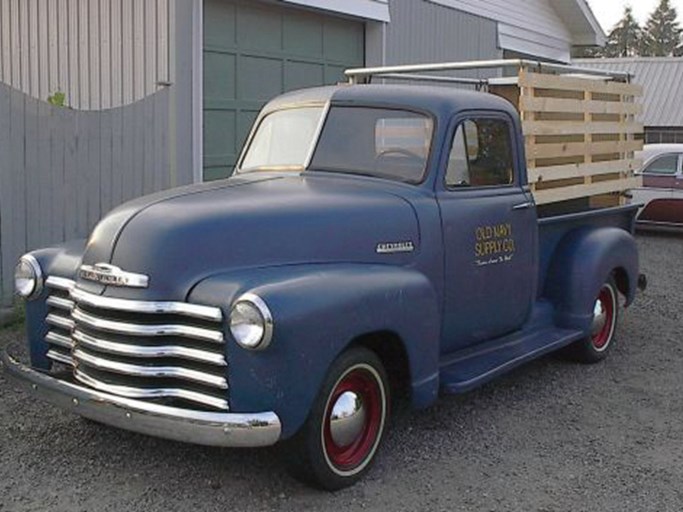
[284,346,389,490]
[563,276,619,363]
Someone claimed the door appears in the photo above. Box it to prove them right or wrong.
[636,152,683,225]
[437,115,536,354]
[203,0,365,180]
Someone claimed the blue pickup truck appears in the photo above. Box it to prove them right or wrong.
[4,82,643,490]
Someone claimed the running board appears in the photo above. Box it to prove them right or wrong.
[439,327,584,394]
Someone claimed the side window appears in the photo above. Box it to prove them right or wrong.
[446,124,469,186]
[446,118,514,188]
[643,154,679,175]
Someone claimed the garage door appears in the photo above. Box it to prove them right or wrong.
[203,0,365,180]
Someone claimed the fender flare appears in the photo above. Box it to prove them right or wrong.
[543,226,638,333]
[190,263,441,438]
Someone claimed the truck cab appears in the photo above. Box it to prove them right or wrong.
[4,69,642,490]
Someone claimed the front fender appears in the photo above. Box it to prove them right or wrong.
[544,227,638,333]
[22,240,86,369]
[189,264,440,438]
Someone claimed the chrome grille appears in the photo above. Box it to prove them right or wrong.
[44,278,76,366]
[44,277,228,411]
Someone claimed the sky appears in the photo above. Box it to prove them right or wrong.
[587,0,683,32]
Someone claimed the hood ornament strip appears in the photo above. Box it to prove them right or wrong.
[79,263,149,288]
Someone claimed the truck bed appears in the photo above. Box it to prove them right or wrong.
[537,203,638,298]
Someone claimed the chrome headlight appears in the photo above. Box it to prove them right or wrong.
[229,293,273,350]
[14,255,43,300]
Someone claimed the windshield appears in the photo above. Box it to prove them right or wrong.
[310,107,433,183]
[240,107,324,172]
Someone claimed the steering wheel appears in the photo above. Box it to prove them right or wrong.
[375,148,423,162]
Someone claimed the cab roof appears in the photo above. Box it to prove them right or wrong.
[262,84,519,121]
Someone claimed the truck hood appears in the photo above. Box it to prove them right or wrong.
[79,174,420,300]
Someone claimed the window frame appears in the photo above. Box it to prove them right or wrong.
[236,103,328,174]
[443,112,519,192]
[640,153,683,177]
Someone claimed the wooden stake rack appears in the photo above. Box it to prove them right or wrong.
[346,59,644,207]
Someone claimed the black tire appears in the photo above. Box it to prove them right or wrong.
[284,346,390,491]
[562,276,619,364]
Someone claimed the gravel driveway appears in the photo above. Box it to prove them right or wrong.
[1,233,682,512]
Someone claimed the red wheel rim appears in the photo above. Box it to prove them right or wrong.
[323,366,384,473]
[592,286,615,350]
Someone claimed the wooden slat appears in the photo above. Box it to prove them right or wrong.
[63,106,79,240]
[0,83,10,306]
[86,111,102,230]
[154,89,170,191]
[75,112,89,235]
[520,96,642,115]
[111,104,124,207]
[533,176,642,205]
[99,0,111,110]
[132,97,145,197]
[78,0,90,109]
[143,91,155,194]
[523,120,643,136]
[526,139,643,160]
[50,106,66,242]
[519,70,643,97]
[37,100,52,245]
[121,98,135,201]
[527,159,642,183]
[100,109,113,214]
[24,92,40,249]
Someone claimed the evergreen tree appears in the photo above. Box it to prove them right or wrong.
[571,45,603,58]
[641,0,682,56]
[603,6,642,57]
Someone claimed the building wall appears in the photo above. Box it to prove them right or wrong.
[645,128,683,144]
[425,0,575,62]
[0,0,172,110]
[367,0,501,70]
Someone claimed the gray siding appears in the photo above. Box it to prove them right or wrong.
[0,83,173,308]
[0,0,172,110]
[367,0,502,75]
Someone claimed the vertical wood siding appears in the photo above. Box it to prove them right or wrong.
[0,0,171,110]
[0,82,171,307]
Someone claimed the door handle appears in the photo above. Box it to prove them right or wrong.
[512,201,533,210]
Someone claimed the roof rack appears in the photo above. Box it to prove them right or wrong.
[345,58,632,85]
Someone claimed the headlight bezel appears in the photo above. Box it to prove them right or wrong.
[14,254,44,300]
[229,293,274,351]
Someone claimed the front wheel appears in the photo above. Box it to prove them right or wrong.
[284,347,390,490]
[563,277,619,363]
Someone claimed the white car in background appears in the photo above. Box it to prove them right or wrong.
[631,144,683,230]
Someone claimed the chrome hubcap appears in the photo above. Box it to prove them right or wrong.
[329,391,366,447]
[591,298,607,336]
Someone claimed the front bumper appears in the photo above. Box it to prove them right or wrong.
[1,343,281,447]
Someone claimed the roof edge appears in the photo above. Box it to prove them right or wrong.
[549,0,606,46]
